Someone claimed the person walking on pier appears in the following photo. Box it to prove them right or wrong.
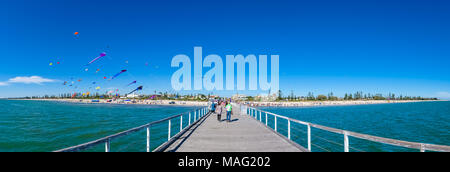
[216,101,223,121]
[225,102,232,122]
[210,101,216,113]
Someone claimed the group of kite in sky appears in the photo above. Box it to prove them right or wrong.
[49,32,149,99]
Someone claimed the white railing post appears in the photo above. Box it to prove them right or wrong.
[275,116,277,132]
[420,144,425,152]
[180,115,183,131]
[307,124,311,151]
[259,111,262,122]
[168,120,171,141]
[189,112,191,125]
[194,111,197,121]
[344,131,349,152]
[265,113,268,126]
[288,120,291,140]
[146,126,150,152]
[105,138,110,152]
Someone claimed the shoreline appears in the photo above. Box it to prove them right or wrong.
[18,99,210,106]
[243,100,444,107]
[11,99,445,107]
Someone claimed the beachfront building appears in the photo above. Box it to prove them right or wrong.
[126,93,140,98]
[255,93,278,102]
[232,94,247,101]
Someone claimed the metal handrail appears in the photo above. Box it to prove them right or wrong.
[54,106,210,152]
[246,106,450,152]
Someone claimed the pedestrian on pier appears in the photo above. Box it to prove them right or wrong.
[226,102,232,122]
[216,101,222,121]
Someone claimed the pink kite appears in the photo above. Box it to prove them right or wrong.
[86,52,106,66]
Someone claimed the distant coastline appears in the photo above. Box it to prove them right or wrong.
[243,100,444,107]
[9,98,445,107]
[16,98,210,106]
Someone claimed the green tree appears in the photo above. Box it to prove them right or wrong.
[317,95,327,101]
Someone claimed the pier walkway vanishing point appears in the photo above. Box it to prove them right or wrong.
[157,105,306,152]
[55,104,450,152]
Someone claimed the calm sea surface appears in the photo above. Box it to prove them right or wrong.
[0,100,448,152]
[260,101,450,152]
[0,100,199,152]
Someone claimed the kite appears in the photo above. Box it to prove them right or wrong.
[95,86,101,90]
[127,81,137,86]
[74,32,79,35]
[103,77,107,79]
[86,52,106,66]
[92,82,96,84]
[63,81,67,85]
[147,95,156,100]
[107,90,114,94]
[110,70,127,80]
[128,86,143,95]
[49,62,53,66]
[72,93,77,98]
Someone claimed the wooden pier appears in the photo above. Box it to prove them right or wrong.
[158,109,307,152]
[55,104,450,152]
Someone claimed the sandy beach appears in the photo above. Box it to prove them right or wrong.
[242,100,443,107]
[26,99,210,106]
[20,98,444,107]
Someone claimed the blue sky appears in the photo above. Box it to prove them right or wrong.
[1,0,450,99]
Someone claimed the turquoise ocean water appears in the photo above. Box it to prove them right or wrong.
[0,100,200,152]
[259,101,450,152]
[0,100,448,152]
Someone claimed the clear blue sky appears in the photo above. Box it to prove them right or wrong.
[1,0,450,99]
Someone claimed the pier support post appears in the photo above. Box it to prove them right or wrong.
[307,124,311,151]
[168,120,171,141]
[105,139,110,152]
[259,111,262,122]
[265,113,268,126]
[288,120,291,140]
[275,116,277,132]
[344,131,349,152]
[147,127,150,152]
[180,116,183,131]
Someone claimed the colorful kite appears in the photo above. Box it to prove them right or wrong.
[127,81,137,86]
[128,86,143,95]
[110,70,127,80]
[95,86,101,90]
[86,52,106,66]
